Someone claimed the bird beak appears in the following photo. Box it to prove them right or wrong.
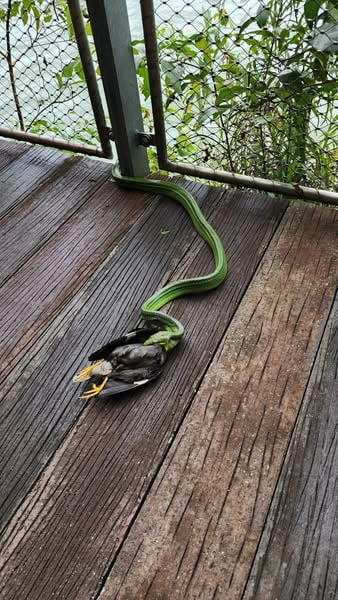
[72,359,105,382]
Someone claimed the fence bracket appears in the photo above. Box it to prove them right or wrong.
[135,131,155,147]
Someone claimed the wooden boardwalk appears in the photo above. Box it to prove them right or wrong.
[0,139,337,600]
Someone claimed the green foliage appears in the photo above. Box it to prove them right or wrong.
[136,0,337,188]
[1,0,336,188]
[1,0,54,30]
[0,0,98,144]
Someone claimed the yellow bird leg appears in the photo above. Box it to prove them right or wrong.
[80,376,109,400]
[73,359,105,383]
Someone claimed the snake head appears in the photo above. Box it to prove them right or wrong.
[143,330,179,351]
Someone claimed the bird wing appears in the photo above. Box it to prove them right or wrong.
[88,328,156,361]
[97,365,164,398]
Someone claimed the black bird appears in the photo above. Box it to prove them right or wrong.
[73,329,166,398]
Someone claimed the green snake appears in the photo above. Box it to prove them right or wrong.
[112,165,227,351]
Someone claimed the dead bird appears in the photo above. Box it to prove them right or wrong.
[73,328,166,398]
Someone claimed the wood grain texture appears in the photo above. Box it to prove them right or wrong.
[0,143,67,219]
[94,204,338,600]
[244,294,338,600]
[0,139,29,170]
[0,155,110,285]
[0,189,287,599]
[0,179,210,531]
[0,180,150,385]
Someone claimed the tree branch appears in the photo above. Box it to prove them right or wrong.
[6,0,25,130]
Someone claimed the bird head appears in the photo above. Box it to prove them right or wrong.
[73,359,112,382]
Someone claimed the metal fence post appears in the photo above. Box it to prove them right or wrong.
[86,0,149,176]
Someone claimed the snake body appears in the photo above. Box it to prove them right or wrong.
[112,166,227,351]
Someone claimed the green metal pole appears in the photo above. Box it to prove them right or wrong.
[86,0,149,176]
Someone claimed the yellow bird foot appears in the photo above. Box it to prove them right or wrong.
[73,359,105,383]
[80,376,109,400]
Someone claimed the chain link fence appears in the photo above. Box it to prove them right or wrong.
[139,0,337,191]
[0,0,111,156]
[1,1,337,192]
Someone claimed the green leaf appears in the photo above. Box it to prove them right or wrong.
[162,60,183,94]
[218,9,229,27]
[256,5,270,28]
[278,69,303,86]
[234,17,256,43]
[11,2,20,17]
[220,63,242,76]
[216,85,244,104]
[64,5,75,40]
[21,9,29,26]
[295,91,316,106]
[304,0,320,23]
[31,119,49,134]
[55,73,63,89]
[179,43,198,58]
[193,35,208,51]
[138,65,150,99]
[62,63,74,78]
[236,16,256,39]
[325,1,338,23]
[319,80,338,92]
[32,5,40,30]
[312,53,329,80]
[74,60,85,81]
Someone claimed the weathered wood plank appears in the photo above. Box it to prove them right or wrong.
[244,294,338,600]
[91,204,338,600]
[0,139,29,170]
[0,189,287,599]
[0,181,150,386]
[0,143,68,218]
[0,156,110,285]
[0,179,210,531]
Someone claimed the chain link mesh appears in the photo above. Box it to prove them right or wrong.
[147,0,337,190]
[0,0,104,151]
